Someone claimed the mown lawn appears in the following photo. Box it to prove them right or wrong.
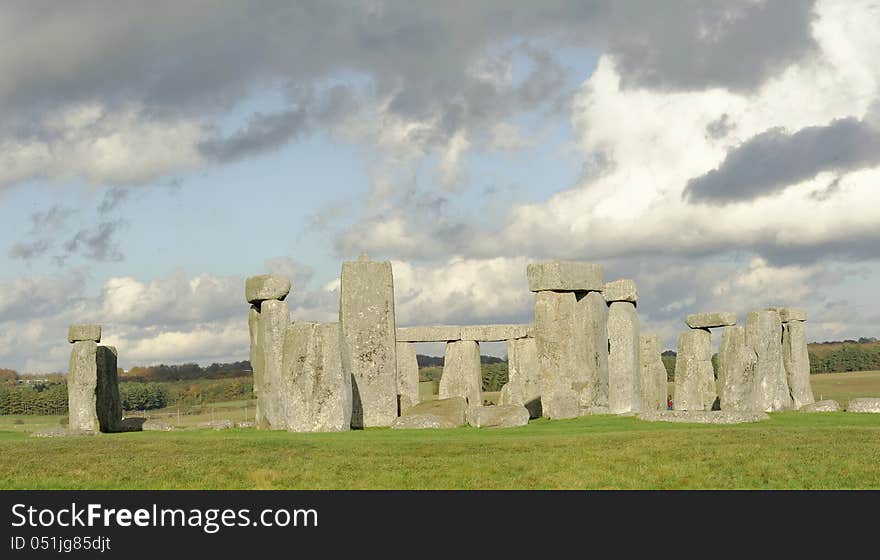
[1,412,879,490]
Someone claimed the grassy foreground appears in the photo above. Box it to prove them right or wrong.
[1,412,879,490]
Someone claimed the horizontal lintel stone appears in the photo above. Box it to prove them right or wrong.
[527,261,603,292]
[396,324,534,342]
[685,312,737,329]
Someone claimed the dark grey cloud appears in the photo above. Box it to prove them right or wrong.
[706,113,736,140]
[684,117,880,204]
[7,205,72,261]
[200,107,309,162]
[63,221,124,262]
[97,187,131,215]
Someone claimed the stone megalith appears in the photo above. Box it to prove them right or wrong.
[246,274,293,430]
[745,310,793,411]
[607,301,640,414]
[467,405,530,428]
[603,279,638,305]
[639,335,668,412]
[68,340,99,432]
[685,312,737,329]
[534,291,580,418]
[718,325,759,411]
[673,329,716,411]
[579,291,609,409]
[339,258,398,428]
[499,337,542,418]
[527,261,604,292]
[783,320,814,409]
[67,326,122,433]
[396,342,421,413]
[281,321,352,432]
[439,340,483,407]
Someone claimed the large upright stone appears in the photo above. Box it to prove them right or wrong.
[783,320,814,409]
[718,325,759,411]
[245,274,291,304]
[95,346,122,433]
[639,335,668,411]
[248,304,268,429]
[673,329,716,411]
[68,324,101,343]
[581,291,609,408]
[527,261,603,292]
[499,337,542,418]
[253,298,291,429]
[534,291,580,418]
[608,301,640,414]
[340,259,398,428]
[68,341,99,432]
[685,312,737,329]
[281,322,352,432]
[603,279,638,304]
[396,342,420,413]
[439,340,483,406]
[745,310,792,411]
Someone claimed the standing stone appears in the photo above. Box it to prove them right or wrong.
[745,310,793,411]
[281,322,352,432]
[254,298,290,429]
[579,291,609,408]
[396,342,420,413]
[534,291,580,418]
[248,304,268,429]
[68,341,99,432]
[95,346,122,433]
[439,340,483,407]
[499,337,542,418]
[639,335,668,411]
[608,301,640,414]
[718,325,759,411]
[673,329,716,411]
[339,259,398,428]
[783,320,814,409]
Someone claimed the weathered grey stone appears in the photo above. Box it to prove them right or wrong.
[603,279,638,304]
[527,261,603,292]
[608,301,640,414]
[499,337,542,418]
[251,298,290,429]
[281,322,352,432]
[395,324,533,342]
[339,259,398,428]
[95,345,122,433]
[67,340,98,432]
[439,340,483,406]
[639,410,770,424]
[396,342,420,414]
[745,309,793,411]
[467,405,530,428]
[685,312,737,329]
[390,397,467,429]
[245,274,291,304]
[535,291,577,417]
[768,307,807,323]
[68,324,101,343]
[799,400,841,412]
[846,398,880,413]
[639,335,668,412]
[580,291,609,408]
[719,325,759,411]
[783,320,814,409]
[31,428,98,438]
[142,420,176,431]
[540,390,580,419]
[673,329,716,411]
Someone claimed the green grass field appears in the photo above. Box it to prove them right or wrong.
[2,371,879,490]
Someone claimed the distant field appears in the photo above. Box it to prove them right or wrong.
[1,413,879,489]
[810,370,880,403]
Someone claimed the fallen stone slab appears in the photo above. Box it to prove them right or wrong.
[603,279,637,304]
[846,398,880,413]
[391,397,468,429]
[541,390,580,419]
[799,400,841,413]
[527,261,603,292]
[685,312,737,329]
[30,428,99,438]
[142,420,177,431]
[639,410,770,424]
[68,324,101,343]
[245,274,291,304]
[467,405,530,428]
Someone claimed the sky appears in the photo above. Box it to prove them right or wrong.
[1,0,879,373]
